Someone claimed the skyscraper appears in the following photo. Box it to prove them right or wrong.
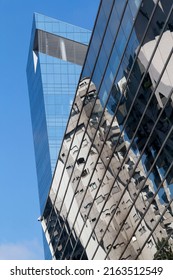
[40,0,173,260]
[26,13,90,258]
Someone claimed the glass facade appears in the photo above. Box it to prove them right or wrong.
[41,0,173,260]
[27,13,90,213]
[26,13,90,259]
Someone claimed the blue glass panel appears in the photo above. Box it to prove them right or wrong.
[128,0,142,17]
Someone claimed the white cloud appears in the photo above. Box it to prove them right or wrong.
[0,239,44,260]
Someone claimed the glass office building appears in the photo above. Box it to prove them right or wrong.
[26,13,90,258]
[27,13,90,213]
[40,0,173,259]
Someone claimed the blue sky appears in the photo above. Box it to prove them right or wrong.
[0,0,99,259]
